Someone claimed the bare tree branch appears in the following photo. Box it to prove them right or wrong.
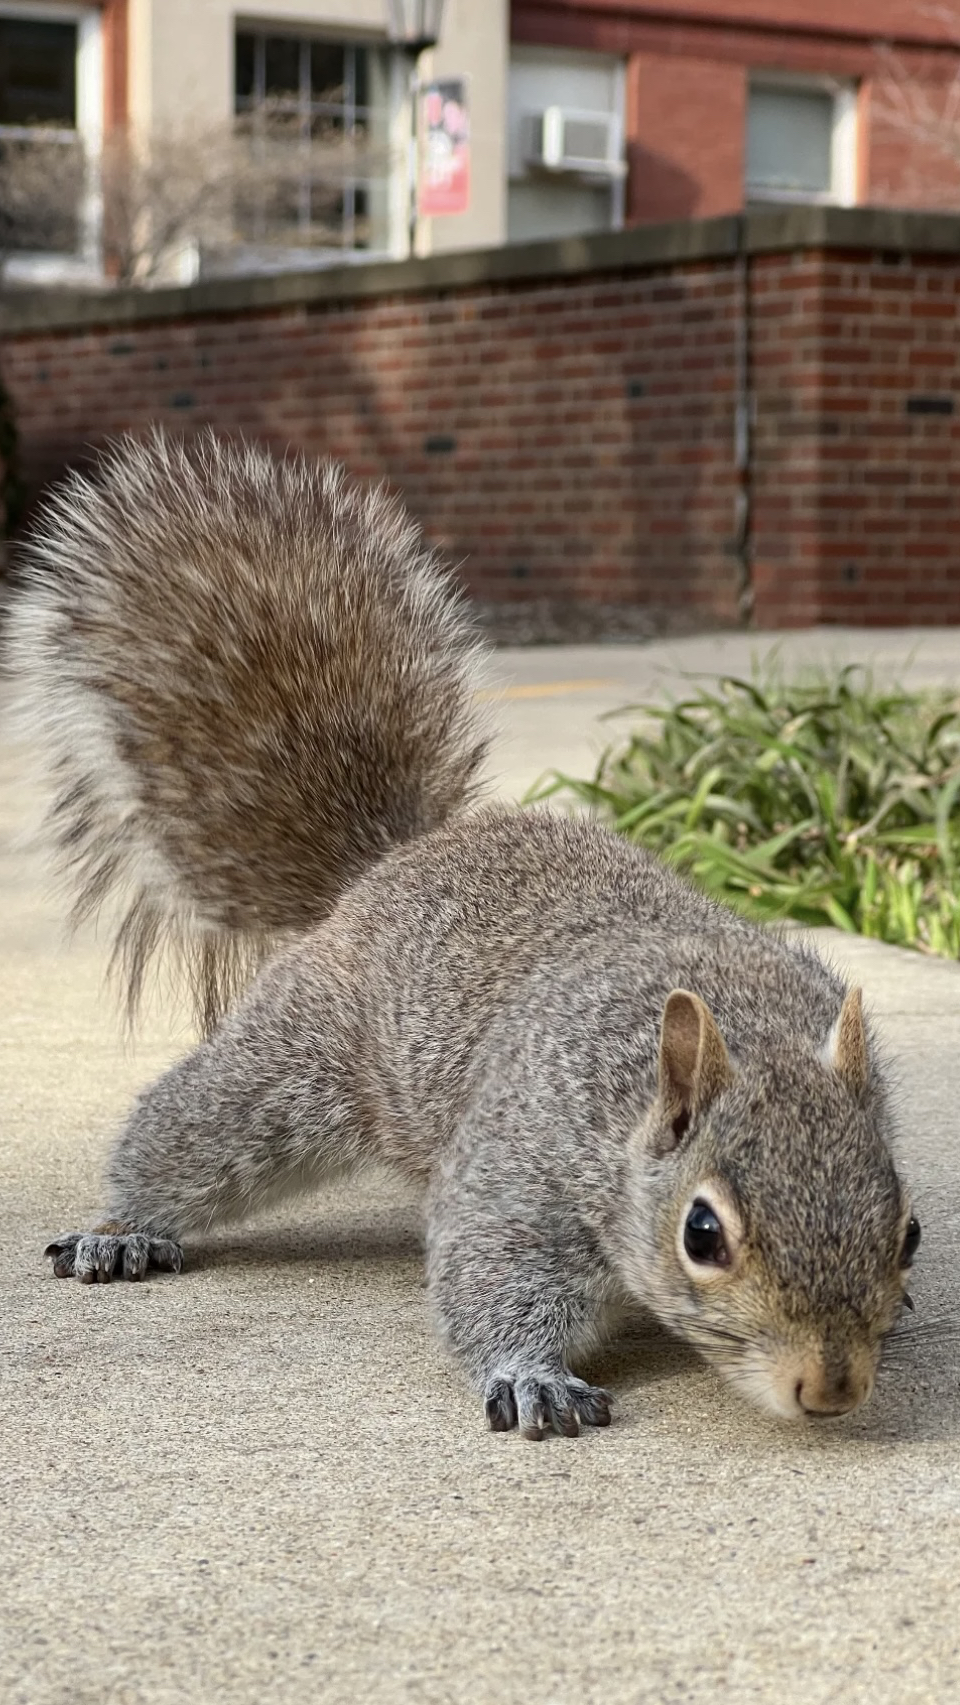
[872,8,960,201]
[0,110,389,287]
[0,131,86,262]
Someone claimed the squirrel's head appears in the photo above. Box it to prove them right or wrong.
[624,987,917,1421]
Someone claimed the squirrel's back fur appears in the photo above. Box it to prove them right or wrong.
[8,430,490,1030]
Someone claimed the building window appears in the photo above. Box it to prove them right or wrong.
[507,47,626,245]
[0,4,102,277]
[746,78,857,206]
[234,28,390,256]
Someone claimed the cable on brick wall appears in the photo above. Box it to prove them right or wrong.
[733,214,754,624]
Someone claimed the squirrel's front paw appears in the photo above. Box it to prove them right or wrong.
[45,1226,183,1283]
[484,1372,612,1440]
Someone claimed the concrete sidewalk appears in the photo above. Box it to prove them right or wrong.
[3,629,960,1705]
[491,625,960,799]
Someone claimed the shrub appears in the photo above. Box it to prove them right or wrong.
[529,666,960,957]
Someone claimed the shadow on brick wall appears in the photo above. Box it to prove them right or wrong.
[1,259,745,639]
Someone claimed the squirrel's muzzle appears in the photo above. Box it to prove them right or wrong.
[781,1344,876,1420]
[795,1365,869,1419]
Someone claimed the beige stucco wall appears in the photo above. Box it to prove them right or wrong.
[126,0,506,254]
[416,0,508,253]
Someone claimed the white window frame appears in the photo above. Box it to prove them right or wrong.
[0,0,103,285]
[231,23,396,266]
[746,71,858,209]
[611,61,627,228]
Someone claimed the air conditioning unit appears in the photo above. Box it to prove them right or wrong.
[524,106,626,178]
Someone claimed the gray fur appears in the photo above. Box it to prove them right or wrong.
[9,433,915,1437]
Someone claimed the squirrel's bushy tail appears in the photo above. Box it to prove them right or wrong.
[7,429,492,1032]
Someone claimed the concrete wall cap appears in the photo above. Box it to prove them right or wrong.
[4,205,960,335]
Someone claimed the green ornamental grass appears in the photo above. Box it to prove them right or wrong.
[528,665,960,958]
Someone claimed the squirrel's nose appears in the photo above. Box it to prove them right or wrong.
[795,1376,860,1419]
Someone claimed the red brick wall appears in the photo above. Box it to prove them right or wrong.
[626,55,746,222]
[752,247,960,625]
[864,51,960,210]
[0,264,744,628]
[520,1,957,42]
[4,220,960,629]
[747,242,960,626]
[749,251,827,628]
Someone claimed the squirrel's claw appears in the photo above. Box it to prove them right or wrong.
[44,1229,183,1282]
[485,1379,519,1432]
[485,1372,612,1439]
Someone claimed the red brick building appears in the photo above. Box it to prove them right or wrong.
[512,1,960,224]
[7,1,960,279]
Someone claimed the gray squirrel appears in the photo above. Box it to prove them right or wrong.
[8,429,920,1438]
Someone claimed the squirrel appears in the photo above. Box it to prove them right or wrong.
[7,428,920,1440]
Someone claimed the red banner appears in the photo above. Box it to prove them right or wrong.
[418,78,470,218]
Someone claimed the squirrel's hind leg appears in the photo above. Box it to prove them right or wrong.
[45,958,370,1282]
[426,1164,613,1440]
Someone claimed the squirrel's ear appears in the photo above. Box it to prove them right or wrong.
[824,987,869,1095]
[658,990,734,1147]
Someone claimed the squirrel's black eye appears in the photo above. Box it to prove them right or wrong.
[683,1201,728,1266]
[900,1216,921,1269]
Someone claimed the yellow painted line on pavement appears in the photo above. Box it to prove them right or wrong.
[477,678,622,702]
